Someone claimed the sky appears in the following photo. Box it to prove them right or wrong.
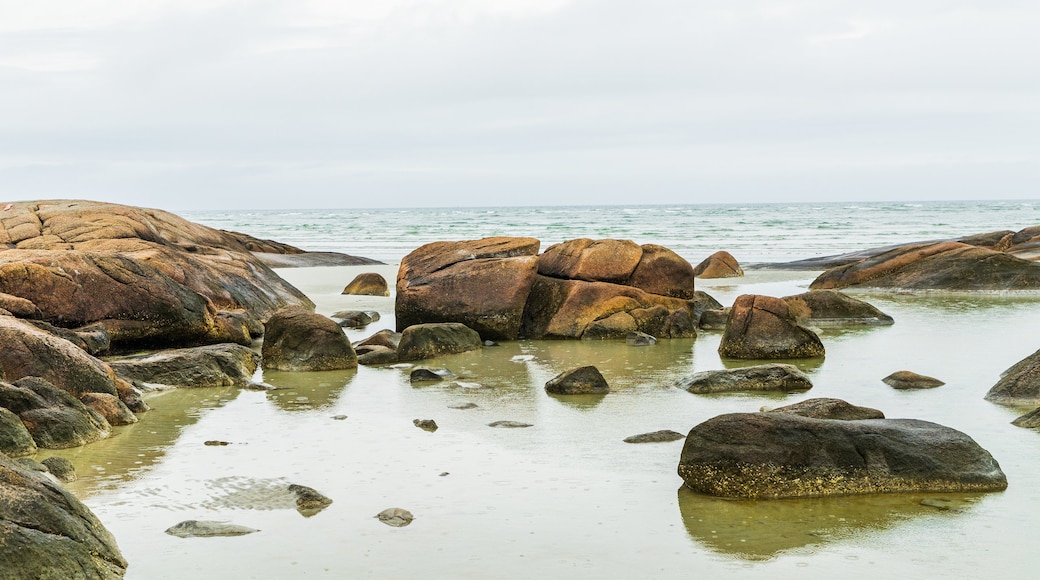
[0,0,1037,210]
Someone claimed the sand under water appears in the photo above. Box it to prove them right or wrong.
[44,264,1040,579]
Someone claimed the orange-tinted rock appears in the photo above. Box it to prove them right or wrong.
[692,251,744,279]
[342,272,390,296]
[782,290,893,327]
[538,238,643,283]
[626,244,698,298]
[79,393,138,426]
[718,294,825,359]
[0,316,118,397]
[261,307,357,371]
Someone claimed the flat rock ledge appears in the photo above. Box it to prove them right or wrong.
[678,412,1007,499]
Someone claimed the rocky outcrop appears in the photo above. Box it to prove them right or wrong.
[261,307,357,371]
[810,241,1040,291]
[718,295,825,359]
[0,200,314,348]
[342,272,390,296]
[692,251,743,279]
[882,370,944,390]
[765,398,884,420]
[0,453,127,578]
[675,363,812,394]
[397,323,482,362]
[0,377,111,449]
[782,290,893,327]
[0,316,118,398]
[678,412,1007,498]
[985,348,1040,405]
[544,366,609,395]
[108,343,260,388]
[224,230,382,267]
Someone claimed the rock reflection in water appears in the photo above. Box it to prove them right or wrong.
[676,486,984,560]
[261,369,357,411]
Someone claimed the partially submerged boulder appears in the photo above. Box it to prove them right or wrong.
[677,412,1007,498]
[397,323,482,362]
[623,430,685,443]
[718,295,825,359]
[261,307,357,371]
[676,364,813,394]
[108,343,260,388]
[1012,407,1040,429]
[332,310,380,328]
[544,366,610,395]
[765,398,884,420]
[165,520,259,538]
[0,453,127,578]
[342,272,390,296]
[985,348,1040,405]
[782,290,893,327]
[692,251,743,279]
[882,370,945,390]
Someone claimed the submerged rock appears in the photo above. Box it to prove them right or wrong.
[692,250,744,279]
[397,323,482,362]
[409,368,456,384]
[676,364,812,394]
[488,420,533,428]
[165,520,260,538]
[623,430,685,443]
[288,484,333,516]
[718,295,825,360]
[375,508,414,528]
[626,331,657,346]
[882,370,945,390]
[413,419,439,432]
[108,343,259,388]
[765,398,885,420]
[985,348,1040,405]
[677,412,1007,498]
[261,307,357,371]
[544,366,610,395]
[782,290,894,327]
[342,272,390,296]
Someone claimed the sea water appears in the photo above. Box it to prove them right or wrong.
[42,200,1040,579]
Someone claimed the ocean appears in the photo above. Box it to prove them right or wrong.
[183,199,1040,264]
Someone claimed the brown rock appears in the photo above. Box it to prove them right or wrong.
[79,393,138,426]
[882,370,945,390]
[538,238,643,283]
[693,251,744,279]
[766,398,885,420]
[396,237,540,341]
[985,348,1040,405]
[342,272,390,296]
[782,290,894,327]
[0,293,41,319]
[1,377,111,449]
[544,366,610,395]
[397,323,482,362]
[261,307,357,371]
[107,343,260,388]
[718,295,825,359]
[1011,407,1040,428]
[0,317,118,398]
[625,244,698,298]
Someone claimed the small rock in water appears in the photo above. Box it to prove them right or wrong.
[544,366,609,395]
[204,440,231,446]
[414,419,439,432]
[376,508,414,527]
[626,331,657,346]
[439,472,450,477]
[882,370,945,390]
[40,457,77,482]
[244,381,278,391]
[483,340,500,347]
[488,420,533,428]
[288,483,334,516]
[331,414,348,420]
[165,520,260,538]
[510,355,535,362]
[333,310,381,328]
[410,367,456,383]
[448,402,478,410]
[623,430,686,444]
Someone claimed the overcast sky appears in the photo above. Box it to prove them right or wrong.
[1,0,1037,210]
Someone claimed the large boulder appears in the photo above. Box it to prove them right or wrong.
[0,453,127,578]
[718,295,825,359]
[782,290,893,327]
[692,251,743,279]
[985,348,1040,405]
[0,200,314,348]
[108,343,260,388]
[342,272,390,297]
[261,307,357,371]
[765,398,884,420]
[397,323,482,362]
[625,244,698,299]
[675,364,812,394]
[0,316,118,398]
[0,378,110,449]
[538,238,643,283]
[677,412,1008,498]
[810,241,1040,291]
[396,237,540,341]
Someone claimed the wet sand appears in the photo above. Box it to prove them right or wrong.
[45,265,1040,579]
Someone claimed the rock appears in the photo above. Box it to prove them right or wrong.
[810,241,1040,291]
[625,244,699,299]
[626,331,657,346]
[538,238,644,283]
[448,402,478,410]
[544,366,610,395]
[698,308,730,330]
[108,343,260,388]
[204,440,231,446]
[29,321,111,355]
[782,290,894,327]
[692,251,744,278]
[882,370,945,390]
[0,292,42,319]
[0,407,36,457]
[676,364,813,394]
[623,430,685,443]
[985,348,1040,405]
[375,508,414,527]
[16,457,48,473]
[483,340,499,347]
[342,272,390,296]
[356,329,402,350]
[413,419,439,432]
[677,412,1008,498]
[356,346,399,366]
[717,295,825,359]
[1011,407,1040,428]
[397,323,482,362]
[40,457,77,482]
[333,310,380,328]
[261,307,357,371]
[0,453,127,577]
[0,201,314,349]
[79,393,138,426]
[488,420,533,428]
[409,368,456,383]
[396,237,541,341]
[920,497,973,512]
[165,520,260,538]
[287,484,333,516]
[0,377,111,449]
[765,398,885,420]
[581,311,637,340]
[0,316,118,398]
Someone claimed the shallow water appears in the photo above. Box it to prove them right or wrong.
[38,266,1040,579]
